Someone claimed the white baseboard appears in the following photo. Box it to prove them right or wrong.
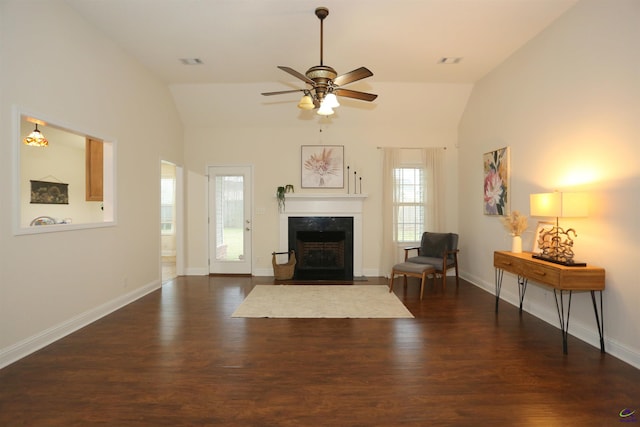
[0,280,160,369]
[253,267,273,277]
[460,271,640,370]
[362,268,380,277]
[184,267,208,275]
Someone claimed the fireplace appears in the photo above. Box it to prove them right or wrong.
[288,217,354,280]
[278,193,367,278]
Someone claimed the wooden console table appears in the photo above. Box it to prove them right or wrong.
[493,251,605,354]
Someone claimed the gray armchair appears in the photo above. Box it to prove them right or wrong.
[404,232,459,287]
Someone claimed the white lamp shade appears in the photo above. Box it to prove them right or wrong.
[530,193,560,217]
[530,192,588,218]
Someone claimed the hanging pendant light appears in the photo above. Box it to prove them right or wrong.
[23,123,48,147]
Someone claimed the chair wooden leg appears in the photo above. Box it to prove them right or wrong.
[389,270,396,293]
[420,271,427,300]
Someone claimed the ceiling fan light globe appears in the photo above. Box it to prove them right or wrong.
[317,102,334,116]
[324,93,340,108]
[297,95,315,110]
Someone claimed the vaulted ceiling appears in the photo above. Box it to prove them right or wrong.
[66,0,577,85]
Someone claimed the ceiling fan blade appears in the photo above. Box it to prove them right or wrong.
[277,66,316,86]
[261,89,304,96]
[334,88,378,102]
[333,67,373,86]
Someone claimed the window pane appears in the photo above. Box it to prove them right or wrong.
[161,178,175,204]
[160,206,173,222]
[161,177,175,234]
[397,205,424,242]
[215,175,244,261]
[393,167,425,242]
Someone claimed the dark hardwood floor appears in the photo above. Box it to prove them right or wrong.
[1,275,638,426]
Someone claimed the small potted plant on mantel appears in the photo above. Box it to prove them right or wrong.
[276,184,294,213]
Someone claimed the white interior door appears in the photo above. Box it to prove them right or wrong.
[208,165,252,274]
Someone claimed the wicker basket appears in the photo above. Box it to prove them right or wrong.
[272,250,296,280]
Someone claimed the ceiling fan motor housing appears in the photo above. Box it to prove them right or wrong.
[306,65,337,99]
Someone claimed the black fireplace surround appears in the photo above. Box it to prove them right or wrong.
[288,216,354,280]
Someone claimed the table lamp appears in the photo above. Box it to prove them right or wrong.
[529,191,588,266]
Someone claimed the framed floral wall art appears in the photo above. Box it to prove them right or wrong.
[483,146,510,215]
[301,145,344,188]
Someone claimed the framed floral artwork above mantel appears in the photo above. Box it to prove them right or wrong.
[301,145,344,188]
[483,146,510,215]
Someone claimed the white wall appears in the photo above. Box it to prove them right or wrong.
[458,0,640,367]
[174,82,472,276]
[0,0,184,367]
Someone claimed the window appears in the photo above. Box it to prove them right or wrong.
[381,147,442,274]
[393,167,425,242]
[160,177,175,234]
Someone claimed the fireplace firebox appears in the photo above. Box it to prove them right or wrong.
[288,217,354,280]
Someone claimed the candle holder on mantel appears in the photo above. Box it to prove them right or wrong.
[346,166,363,194]
[347,166,350,193]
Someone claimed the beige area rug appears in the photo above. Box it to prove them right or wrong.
[231,285,414,319]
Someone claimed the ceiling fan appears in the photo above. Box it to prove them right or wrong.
[261,6,377,116]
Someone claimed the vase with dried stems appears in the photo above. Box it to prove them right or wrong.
[500,211,528,253]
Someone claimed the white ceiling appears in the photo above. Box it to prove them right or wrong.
[65,0,578,86]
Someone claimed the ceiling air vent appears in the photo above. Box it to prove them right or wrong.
[437,57,463,65]
[179,58,204,65]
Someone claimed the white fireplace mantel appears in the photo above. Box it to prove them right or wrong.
[283,194,368,200]
[280,193,367,213]
[279,194,368,277]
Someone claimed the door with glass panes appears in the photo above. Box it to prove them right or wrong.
[208,165,252,274]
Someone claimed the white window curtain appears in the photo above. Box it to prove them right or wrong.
[380,147,444,276]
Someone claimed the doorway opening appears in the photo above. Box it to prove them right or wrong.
[161,161,180,282]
